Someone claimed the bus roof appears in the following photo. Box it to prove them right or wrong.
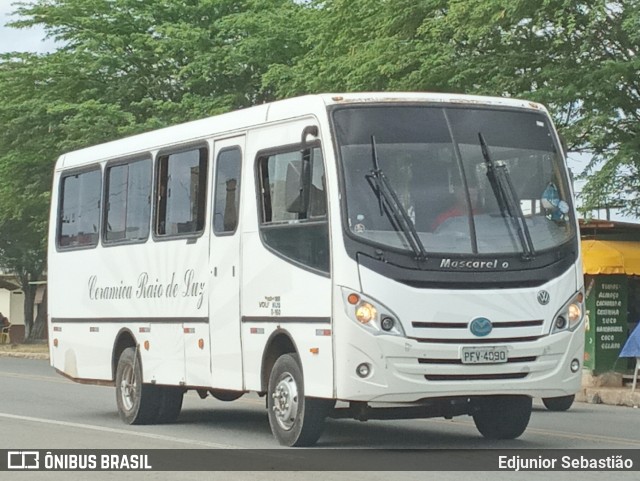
[56,92,548,170]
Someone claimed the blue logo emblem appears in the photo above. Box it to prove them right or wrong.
[470,317,493,337]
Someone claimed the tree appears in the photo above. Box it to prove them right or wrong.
[2,1,639,342]
[0,0,310,337]
[12,0,309,117]
[267,0,640,219]
[0,219,46,338]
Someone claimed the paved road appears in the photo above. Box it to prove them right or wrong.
[1,357,638,480]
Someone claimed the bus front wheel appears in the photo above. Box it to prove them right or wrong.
[267,353,330,447]
[472,395,532,439]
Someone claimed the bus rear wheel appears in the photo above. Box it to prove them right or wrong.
[472,395,532,439]
[115,347,160,425]
[267,353,331,447]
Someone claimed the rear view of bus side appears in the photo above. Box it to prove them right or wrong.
[47,93,584,446]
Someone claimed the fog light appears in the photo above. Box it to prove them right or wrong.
[381,317,395,331]
[356,363,371,378]
[570,358,580,373]
[555,316,567,330]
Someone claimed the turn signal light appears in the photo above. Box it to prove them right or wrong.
[347,293,360,305]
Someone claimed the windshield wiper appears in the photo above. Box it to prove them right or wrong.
[479,132,536,260]
[365,136,428,261]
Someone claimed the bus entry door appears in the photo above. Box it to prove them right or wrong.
[209,136,245,390]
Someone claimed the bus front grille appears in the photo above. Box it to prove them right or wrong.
[424,372,529,381]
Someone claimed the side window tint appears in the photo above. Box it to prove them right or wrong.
[58,169,101,248]
[260,148,327,224]
[257,146,329,273]
[105,158,151,243]
[156,147,208,236]
[261,151,303,224]
[213,147,242,234]
[308,150,327,218]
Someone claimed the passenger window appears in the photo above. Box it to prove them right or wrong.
[58,169,101,249]
[104,158,151,243]
[257,146,329,273]
[213,147,242,234]
[156,147,208,237]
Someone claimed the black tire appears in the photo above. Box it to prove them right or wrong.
[156,386,184,423]
[472,395,532,440]
[542,394,575,412]
[267,353,332,447]
[115,347,160,425]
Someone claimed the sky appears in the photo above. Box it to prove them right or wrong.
[0,1,57,54]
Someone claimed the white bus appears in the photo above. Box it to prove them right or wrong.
[48,92,584,446]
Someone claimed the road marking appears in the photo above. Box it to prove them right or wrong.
[0,412,240,448]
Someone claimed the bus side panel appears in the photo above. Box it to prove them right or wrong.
[119,237,211,387]
[184,322,211,387]
[240,123,334,398]
[49,323,119,381]
[48,227,211,387]
[143,323,185,385]
[240,232,333,396]
[49,247,117,381]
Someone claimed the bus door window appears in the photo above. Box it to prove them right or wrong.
[213,147,242,235]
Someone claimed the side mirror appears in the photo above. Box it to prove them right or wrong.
[301,125,318,147]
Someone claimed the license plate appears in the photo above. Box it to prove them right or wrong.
[461,346,508,364]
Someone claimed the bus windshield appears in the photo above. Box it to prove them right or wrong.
[333,105,575,256]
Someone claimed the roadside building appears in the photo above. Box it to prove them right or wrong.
[0,269,25,343]
[580,219,640,384]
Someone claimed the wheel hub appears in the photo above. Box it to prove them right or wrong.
[272,373,299,430]
[120,364,136,411]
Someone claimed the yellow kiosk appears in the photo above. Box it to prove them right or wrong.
[580,220,640,377]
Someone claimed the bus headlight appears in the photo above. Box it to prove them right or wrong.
[568,303,582,324]
[342,288,405,337]
[551,291,584,334]
[355,302,377,324]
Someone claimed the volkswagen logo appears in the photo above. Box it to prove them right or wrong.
[469,317,493,337]
[537,290,550,305]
